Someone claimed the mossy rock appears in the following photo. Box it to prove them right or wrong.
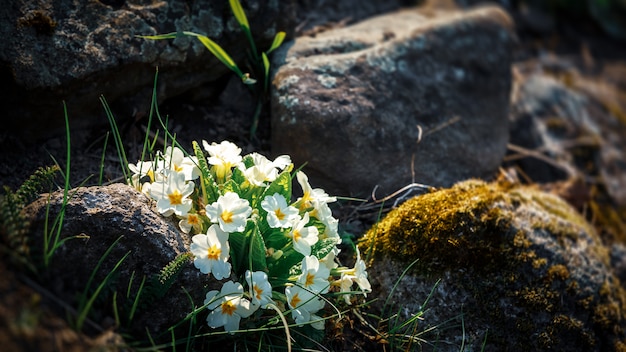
[360,179,626,351]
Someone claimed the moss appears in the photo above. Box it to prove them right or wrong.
[360,179,626,350]
[360,179,592,275]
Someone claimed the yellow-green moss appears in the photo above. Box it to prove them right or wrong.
[360,179,625,350]
[360,179,595,274]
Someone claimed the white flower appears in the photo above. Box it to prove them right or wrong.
[310,200,341,243]
[205,281,257,333]
[240,153,291,187]
[339,275,355,305]
[128,160,156,191]
[320,247,340,270]
[353,248,371,294]
[298,256,331,294]
[179,212,203,234]
[159,146,200,181]
[261,193,299,229]
[296,171,336,210]
[245,270,273,308]
[149,170,194,217]
[205,192,252,233]
[285,285,325,329]
[203,140,242,180]
[287,213,319,256]
[190,225,231,280]
[337,248,371,304]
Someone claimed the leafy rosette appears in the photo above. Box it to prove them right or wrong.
[128,140,371,334]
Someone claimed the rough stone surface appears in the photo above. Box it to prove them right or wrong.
[271,5,514,198]
[360,179,626,351]
[508,60,626,206]
[22,183,216,340]
[0,0,296,141]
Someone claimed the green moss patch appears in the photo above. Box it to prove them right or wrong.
[360,179,626,350]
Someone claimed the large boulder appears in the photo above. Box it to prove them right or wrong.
[0,0,296,141]
[270,5,514,198]
[22,183,216,341]
[360,179,626,351]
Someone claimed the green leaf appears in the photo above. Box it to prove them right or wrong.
[263,227,288,249]
[228,222,267,276]
[261,170,292,202]
[229,230,247,276]
[231,165,247,187]
[262,52,270,91]
[140,31,245,79]
[137,32,178,40]
[222,179,242,197]
[266,31,286,54]
[268,247,303,282]
[249,224,269,272]
[311,238,338,261]
[192,141,219,204]
[192,34,243,75]
[242,155,256,169]
[229,0,250,30]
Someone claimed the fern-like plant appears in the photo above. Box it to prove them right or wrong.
[0,165,60,271]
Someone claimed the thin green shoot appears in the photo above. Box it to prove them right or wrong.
[142,69,160,163]
[76,250,131,331]
[381,258,420,318]
[181,287,197,352]
[481,329,489,351]
[266,302,292,352]
[126,270,136,299]
[76,235,125,325]
[101,95,130,184]
[41,103,92,268]
[140,32,243,79]
[48,102,70,266]
[98,132,110,186]
[267,31,286,54]
[229,0,258,61]
[112,290,120,327]
[128,275,147,323]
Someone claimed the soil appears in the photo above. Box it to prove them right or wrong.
[1,1,625,351]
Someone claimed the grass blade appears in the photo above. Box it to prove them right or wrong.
[76,250,131,331]
[229,0,249,30]
[267,31,286,54]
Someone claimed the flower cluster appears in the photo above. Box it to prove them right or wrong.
[128,140,371,333]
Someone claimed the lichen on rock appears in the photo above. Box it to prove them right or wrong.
[360,179,626,351]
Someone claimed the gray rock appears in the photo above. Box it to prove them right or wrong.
[23,183,217,340]
[271,5,514,198]
[360,179,626,351]
[1,0,296,140]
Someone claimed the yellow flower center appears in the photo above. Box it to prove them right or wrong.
[221,300,236,316]
[187,214,200,225]
[168,190,183,205]
[305,272,315,287]
[221,210,234,223]
[289,292,301,308]
[275,208,285,221]
[207,244,221,260]
[147,169,155,183]
[174,164,183,172]
[254,285,263,300]
[299,191,312,210]
[292,230,301,243]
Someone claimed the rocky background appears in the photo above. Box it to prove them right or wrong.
[1,0,626,351]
